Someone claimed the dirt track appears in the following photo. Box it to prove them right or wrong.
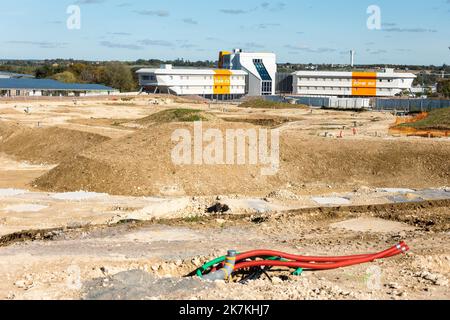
[0,95,448,300]
[28,124,450,197]
[0,200,448,300]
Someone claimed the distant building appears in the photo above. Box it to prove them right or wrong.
[136,49,418,99]
[220,49,277,96]
[0,71,35,79]
[0,78,116,97]
[292,68,416,97]
[136,64,247,100]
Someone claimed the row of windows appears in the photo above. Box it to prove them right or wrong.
[261,81,273,94]
[178,86,245,90]
[298,78,350,82]
[298,87,394,92]
[298,87,345,91]
[141,74,245,81]
[141,75,156,81]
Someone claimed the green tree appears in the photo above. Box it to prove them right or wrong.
[35,65,62,78]
[100,62,136,92]
[437,80,450,98]
[51,71,78,83]
[68,63,88,77]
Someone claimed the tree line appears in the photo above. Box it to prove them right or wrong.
[1,59,449,96]
[0,58,216,92]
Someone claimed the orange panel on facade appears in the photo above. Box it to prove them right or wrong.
[352,72,377,96]
[214,69,232,95]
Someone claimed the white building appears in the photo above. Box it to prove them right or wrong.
[292,68,416,97]
[136,64,247,99]
[220,49,277,96]
[0,71,34,79]
[0,78,116,97]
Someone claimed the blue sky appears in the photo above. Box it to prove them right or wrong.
[1,0,449,65]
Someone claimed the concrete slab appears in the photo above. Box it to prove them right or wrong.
[312,197,351,206]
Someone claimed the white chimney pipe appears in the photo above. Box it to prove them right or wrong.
[350,50,355,68]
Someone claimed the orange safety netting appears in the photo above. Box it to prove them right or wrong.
[390,112,450,138]
[393,112,428,126]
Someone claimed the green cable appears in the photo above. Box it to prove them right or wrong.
[197,256,227,278]
[292,268,304,276]
[197,255,291,278]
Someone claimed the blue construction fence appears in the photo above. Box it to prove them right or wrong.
[373,98,450,112]
[264,95,450,112]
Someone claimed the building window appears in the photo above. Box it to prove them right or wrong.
[142,75,155,81]
[261,81,272,95]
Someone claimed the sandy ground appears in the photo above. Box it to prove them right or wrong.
[0,95,448,300]
[0,203,448,300]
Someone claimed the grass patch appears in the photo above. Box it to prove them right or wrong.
[137,109,211,124]
[399,107,450,131]
[239,98,306,109]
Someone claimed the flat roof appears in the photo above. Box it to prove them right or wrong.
[292,70,416,79]
[136,68,247,76]
[0,71,35,78]
[0,78,114,91]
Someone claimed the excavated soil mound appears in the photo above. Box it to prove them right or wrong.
[239,98,307,110]
[34,120,450,196]
[34,122,266,196]
[0,122,110,164]
[134,109,220,127]
[222,115,302,127]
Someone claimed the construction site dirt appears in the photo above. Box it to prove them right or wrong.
[0,95,448,300]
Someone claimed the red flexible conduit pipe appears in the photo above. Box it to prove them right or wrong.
[233,242,409,272]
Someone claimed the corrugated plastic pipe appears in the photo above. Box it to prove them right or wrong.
[197,242,409,279]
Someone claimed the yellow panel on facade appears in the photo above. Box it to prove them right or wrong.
[214,69,232,95]
[352,72,377,96]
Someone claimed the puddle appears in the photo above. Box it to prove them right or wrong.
[2,204,49,213]
[51,191,109,201]
[312,197,351,206]
[0,189,28,197]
